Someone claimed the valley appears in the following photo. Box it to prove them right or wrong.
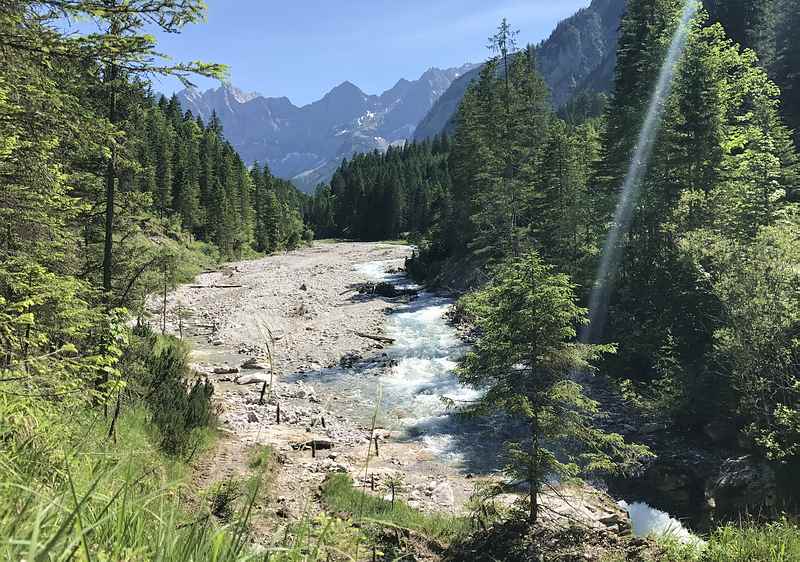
[161,241,697,553]
[3,0,800,560]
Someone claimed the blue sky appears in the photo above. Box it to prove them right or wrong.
[144,0,590,105]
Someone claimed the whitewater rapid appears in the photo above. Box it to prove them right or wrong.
[313,259,704,546]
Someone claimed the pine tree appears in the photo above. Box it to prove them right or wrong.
[775,0,800,148]
[459,252,650,523]
[155,126,174,219]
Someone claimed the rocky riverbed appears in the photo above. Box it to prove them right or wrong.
[151,241,691,549]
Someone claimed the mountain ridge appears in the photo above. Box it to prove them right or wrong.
[177,0,627,190]
[177,64,477,191]
[413,0,625,141]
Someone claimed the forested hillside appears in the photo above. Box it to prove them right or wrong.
[308,135,451,241]
[312,0,800,527]
[0,1,311,558]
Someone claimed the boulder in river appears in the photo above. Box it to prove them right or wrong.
[707,455,777,519]
[357,282,418,298]
[339,351,362,368]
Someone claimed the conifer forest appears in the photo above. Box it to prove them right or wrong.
[2,1,800,560]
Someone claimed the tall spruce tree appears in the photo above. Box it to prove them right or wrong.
[458,252,650,523]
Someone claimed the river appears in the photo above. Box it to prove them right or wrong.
[314,258,704,546]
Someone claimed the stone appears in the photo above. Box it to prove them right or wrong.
[339,351,362,368]
[214,365,239,375]
[708,455,777,519]
[287,382,316,400]
[235,374,269,385]
[247,412,259,423]
[703,420,738,445]
[431,481,455,507]
[640,422,667,434]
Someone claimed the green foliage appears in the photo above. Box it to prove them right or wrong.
[320,473,472,541]
[598,6,800,438]
[458,252,652,522]
[448,41,553,263]
[137,334,215,456]
[681,211,800,460]
[310,135,451,241]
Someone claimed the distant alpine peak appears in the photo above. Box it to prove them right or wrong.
[333,80,362,91]
[222,84,259,104]
[179,83,260,105]
[175,63,484,192]
[325,80,367,100]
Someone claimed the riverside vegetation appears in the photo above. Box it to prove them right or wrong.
[2,1,800,561]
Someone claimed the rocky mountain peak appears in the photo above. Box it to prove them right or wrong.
[176,66,469,192]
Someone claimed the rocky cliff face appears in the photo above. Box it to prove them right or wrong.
[177,65,476,192]
[413,0,625,141]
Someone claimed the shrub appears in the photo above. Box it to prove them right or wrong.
[143,335,215,455]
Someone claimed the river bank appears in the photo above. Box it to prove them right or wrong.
[152,241,694,552]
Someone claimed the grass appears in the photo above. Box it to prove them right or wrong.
[0,405,374,562]
[248,444,277,471]
[698,519,800,562]
[320,473,472,542]
[0,408,262,561]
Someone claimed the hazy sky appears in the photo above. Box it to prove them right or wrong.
[142,0,591,105]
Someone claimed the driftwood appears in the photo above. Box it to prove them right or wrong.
[235,374,268,385]
[353,331,395,345]
[356,282,418,298]
[292,438,334,451]
[189,284,243,289]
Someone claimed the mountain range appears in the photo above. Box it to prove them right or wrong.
[177,0,625,192]
[177,65,476,191]
[414,0,625,141]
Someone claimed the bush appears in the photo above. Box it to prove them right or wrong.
[143,335,215,455]
[209,479,243,521]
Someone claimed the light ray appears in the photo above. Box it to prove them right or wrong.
[582,0,699,344]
